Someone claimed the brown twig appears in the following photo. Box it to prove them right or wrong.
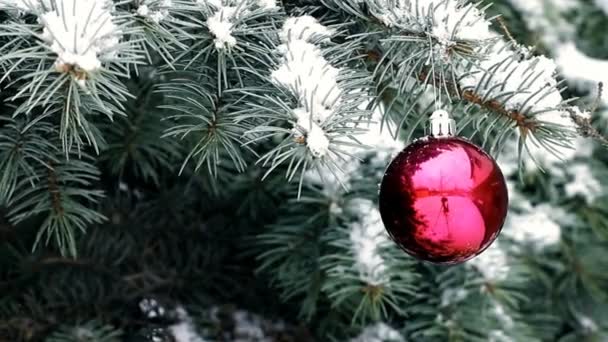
[415,65,608,142]
[47,161,63,216]
[563,82,608,144]
[497,17,517,48]
[590,82,604,114]
[369,42,608,143]
[567,110,608,145]
[416,66,539,137]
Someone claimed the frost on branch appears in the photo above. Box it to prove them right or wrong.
[202,0,277,50]
[207,5,238,50]
[503,204,565,248]
[565,163,602,203]
[271,16,339,158]
[136,0,172,23]
[280,15,334,43]
[375,0,492,40]
[348,199,390,285]
[169,307,205,342]
[456,40,589,162]
[468,242,509,282]
[0,0,48,12]
[351,323,404,342]
[39,0,120,78]
[460,43,566,118]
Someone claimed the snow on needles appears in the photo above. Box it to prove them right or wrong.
[503,204,563,248]
[169,307,207,342]
[0,0,49,11]
[280,15,334,43]
[137,0,172,23]
[207,307,286,341]
[468,242,509,282]
[374,0,493,42]
[348,199,390,285]
[565,163,602,203]
[0,0,27,10]
[351,323,404,342]
[207,6,238,49]
[272,16,339,158]
[555,43,608,93]
[594,0,608,16]
[460,43,565,117]
[40,0,119,73]
[460,41,582,163]
[204,0,276,50]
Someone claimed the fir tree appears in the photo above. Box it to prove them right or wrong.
[0,0,607,341]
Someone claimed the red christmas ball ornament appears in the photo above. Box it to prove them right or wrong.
[379,110,508,264]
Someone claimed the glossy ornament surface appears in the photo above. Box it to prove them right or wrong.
[379,137,508,264]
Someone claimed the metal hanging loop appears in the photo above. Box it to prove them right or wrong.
[429,109,456,138]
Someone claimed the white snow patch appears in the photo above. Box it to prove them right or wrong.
[232,310,266,340]
[489,330,514,342]
[292,104,332,129]
[0,0,52,11]
[197,0,221,9]
[594,0,608,16]
[273,17,340,108]
[256,0,276,9]
[139,298,165,318]
[306,123,330,157]
[355,108,404,160]
[460,41,584,167]
[505,0,604,112]
[303,106,402,196]
[199,0,275,9]
[503,204,562,247]
[348,199,389,285]
[0,0,26,10]
[273,16,343,159]
[460,44,565,118]
[292,107,332,158]
[41,0,119,73]
[169,307,206,342]
[565,163,602,203]
[374,0,493,42]
[578,314,599,332]
[280,15,335,43]
[204,309,284,342]
[138,4,150,16]
[203,0,276,47]
[272,39,341,109]
[493,302,514,328]
[207,5,238,50]
[469,242,509,282]
[137,0,172,23]
[440,287,468,307]
[351,323,405,342]
[505,0,575,47]
[555,43,608,93]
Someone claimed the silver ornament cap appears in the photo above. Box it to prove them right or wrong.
[429,109,456,137]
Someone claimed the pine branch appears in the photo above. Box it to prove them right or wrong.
[324,0,605,152]
[416,65,605,142]
[0,118,58,205]
[6,152,106,257]
[100,72,182,185]
[158,73,249,176]
[0,3,146,153]
[565,83,608,144]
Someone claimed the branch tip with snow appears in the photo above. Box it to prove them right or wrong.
[39,0,120,80]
